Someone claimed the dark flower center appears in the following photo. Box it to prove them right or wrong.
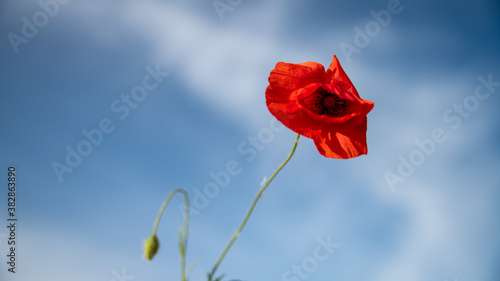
[303,87,347,116]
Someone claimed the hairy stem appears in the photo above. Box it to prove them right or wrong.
[152,188,190,281]
[209,134,300,279]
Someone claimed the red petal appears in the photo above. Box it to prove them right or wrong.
[326,55,359,98]
[268,61,326,93]
[266,61,328,134]
[294,83,373,126]
[312,118,369,159]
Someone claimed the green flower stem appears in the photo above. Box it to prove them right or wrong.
[152,188,190,281]
[209,133,300,279]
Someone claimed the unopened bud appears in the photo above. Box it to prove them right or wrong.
[143,235,160,261]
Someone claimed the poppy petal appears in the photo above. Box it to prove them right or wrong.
[326,55,359,98]
[268,61,326,93]
[312,118,369,159]
[294,83,374,126]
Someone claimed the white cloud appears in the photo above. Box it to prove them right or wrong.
[115,1,287,127]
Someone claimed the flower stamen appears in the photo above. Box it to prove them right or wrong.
[304,87,347,116]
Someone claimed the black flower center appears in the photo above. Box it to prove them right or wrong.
[303,87,347,116]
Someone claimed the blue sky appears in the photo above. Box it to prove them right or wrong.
[1,0,499,281]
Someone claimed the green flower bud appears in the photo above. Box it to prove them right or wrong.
[143,235,160,261]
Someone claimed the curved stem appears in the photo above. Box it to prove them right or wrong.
[209,134,300,279]
[152,188,190,281]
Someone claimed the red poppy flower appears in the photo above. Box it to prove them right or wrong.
[266,55,374,159]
